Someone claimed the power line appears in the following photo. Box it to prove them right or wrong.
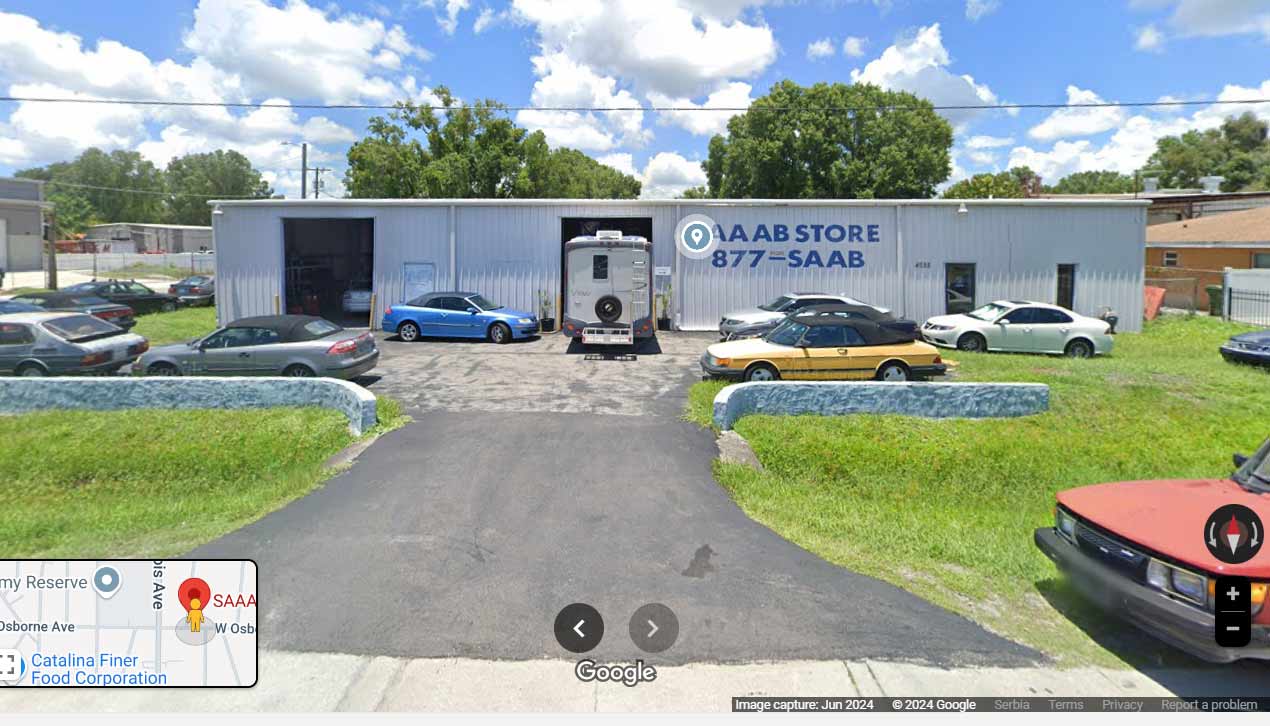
[1,95,1268,113]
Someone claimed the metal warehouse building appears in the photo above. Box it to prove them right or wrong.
[209,198,1149,333]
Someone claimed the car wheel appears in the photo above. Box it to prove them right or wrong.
[489,322,511,344]
[744,363,779,382]
[283,364,316,377]
[1065,339,1094,359]
[876,361,911,382]
[147,362,180,377]
[398,321,421,342]
[15,363,46,377]
[956,332,987,352]
[161,301,177,313]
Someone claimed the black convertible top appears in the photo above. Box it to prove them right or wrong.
[799,302,895,322]
[788,314,915,346]
[227,315,343,343]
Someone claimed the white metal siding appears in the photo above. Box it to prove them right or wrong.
[212,200,1147,333]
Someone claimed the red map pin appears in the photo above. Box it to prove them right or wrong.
[178,577,212,612]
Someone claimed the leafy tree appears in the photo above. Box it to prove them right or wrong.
[45,188,99,237]
[678,186,710,199]
[942,171,1025,199]
[18,149,164,225]
[699,80,953,198]
[164,150,273,225]
[345,86,640,199]
[1008,166,1043,196]
[1143,113,1270,191]
[1046,170,1138,194]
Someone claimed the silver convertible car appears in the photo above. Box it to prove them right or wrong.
[0,312,149,376]
[136,314,379,379]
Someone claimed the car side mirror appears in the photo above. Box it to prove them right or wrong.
[1234,453,1249,468]
[466,307,479,314]
[998,318,1010,325]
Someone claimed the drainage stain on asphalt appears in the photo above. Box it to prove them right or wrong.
[682,544,717,578]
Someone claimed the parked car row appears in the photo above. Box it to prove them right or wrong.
[1,276,215,332]
[0,312,149,376]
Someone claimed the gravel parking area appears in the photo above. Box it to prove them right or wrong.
[361,330,717,417]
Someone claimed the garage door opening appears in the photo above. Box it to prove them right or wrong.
[560,217,653,314]
[284,218,374,327]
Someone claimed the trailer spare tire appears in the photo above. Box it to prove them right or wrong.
[595,295,622,323]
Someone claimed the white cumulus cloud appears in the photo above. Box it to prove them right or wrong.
[850,24,1003,127]
[639,151,707,198]
[515,52,650,152]
[806,38,836,61]
[965,134,1014,149]
[1131,0,1270,42]
[1135,24,1165,52]
[648,82,753,137]
[842,36,867,57]
[1028,86,1126,141]
[965,0,1000,21]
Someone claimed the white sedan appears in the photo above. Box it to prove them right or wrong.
[921,300,1113,358]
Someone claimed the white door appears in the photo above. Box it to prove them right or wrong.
[402,262,435,302]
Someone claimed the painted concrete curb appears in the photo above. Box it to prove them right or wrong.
[0,377,378,435]
[712,381,1050,430]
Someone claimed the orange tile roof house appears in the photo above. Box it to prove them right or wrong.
[1145,206,1270,310]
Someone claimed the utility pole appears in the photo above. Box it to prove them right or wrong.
[301,142,308,199]
[45,209,58,290]
[312,167,330,198]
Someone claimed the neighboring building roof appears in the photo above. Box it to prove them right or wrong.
[86,222,213,231]
[1039,190,1270,203]
[1146,206,1270,246]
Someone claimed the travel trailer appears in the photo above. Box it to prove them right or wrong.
[562,232,654,345]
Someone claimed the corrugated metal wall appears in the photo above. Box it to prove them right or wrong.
[901,204,1145,331]
[677,204,899,329]
[213,200,1146,333]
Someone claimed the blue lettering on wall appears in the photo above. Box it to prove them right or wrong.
[700,219,880,271]
[753,224,772,242]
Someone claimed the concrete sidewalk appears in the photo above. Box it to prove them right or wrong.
[6,649,1264,712]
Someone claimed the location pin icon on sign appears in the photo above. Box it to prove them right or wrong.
[178,577,212,612]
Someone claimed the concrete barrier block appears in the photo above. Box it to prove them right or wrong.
[0,377,378,435]
[712,381,1049,430]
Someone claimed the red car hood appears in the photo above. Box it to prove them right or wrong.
[1058,478,1270,578]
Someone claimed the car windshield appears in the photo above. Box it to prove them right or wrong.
[764,319,809,346]
[468,295,500,310]
[1235,439,1270,492]
[966,303,1011,321]
[758,295,795,312]
[182,276,211,285]
[43,314,120,342]
[70,296,111,306]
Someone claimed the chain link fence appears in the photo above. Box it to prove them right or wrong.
[47,252,214,286]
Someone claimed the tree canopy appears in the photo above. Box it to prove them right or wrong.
[344,86,640,199]
[942,166,1041,199]
[17,148,273,234]
[1143,112,1270,191]
[699,80,953,199]
[1044,170,1138,194]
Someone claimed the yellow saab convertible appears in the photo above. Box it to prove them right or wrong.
[700,314,947,382]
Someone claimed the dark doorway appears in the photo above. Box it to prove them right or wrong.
[284,218,374,327]
[945,262,976,314]
[559,217,653,316]
[1057,264,1077,310]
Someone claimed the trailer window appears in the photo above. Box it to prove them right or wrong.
[593,255,608,281]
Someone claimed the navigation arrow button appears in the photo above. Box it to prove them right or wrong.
[630,603,678,654]
[554,604,603,654]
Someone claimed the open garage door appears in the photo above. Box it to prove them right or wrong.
[284,218,374,327]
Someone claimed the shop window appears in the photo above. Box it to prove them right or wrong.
[1163,252,1179,267]
[1254,253,1270,269]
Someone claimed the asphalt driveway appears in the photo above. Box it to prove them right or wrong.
[193,331,1037,666]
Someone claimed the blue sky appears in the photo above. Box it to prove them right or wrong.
[1,0,1268,198]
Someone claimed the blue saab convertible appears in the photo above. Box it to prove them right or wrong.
[382,291,538,344]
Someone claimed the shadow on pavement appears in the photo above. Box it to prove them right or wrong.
[1036,578,1270,696]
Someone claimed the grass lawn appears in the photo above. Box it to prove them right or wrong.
[133,304,218,345]
[687,315,1269,667]
[0,397,408,559]
[111,263,209,281]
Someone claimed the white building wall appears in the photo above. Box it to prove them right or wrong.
[210,200,1147,333]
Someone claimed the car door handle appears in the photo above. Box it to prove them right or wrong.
[837,348,851,354]
[1060,328,1070,334]
[238,352,250,358]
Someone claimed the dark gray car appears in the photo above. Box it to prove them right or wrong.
[0,312,149,376]
[137,314,379,379]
